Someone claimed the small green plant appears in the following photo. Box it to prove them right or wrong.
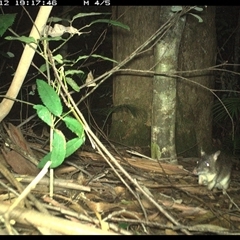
[34,79,85,169]
[171,5,204,22]
[3,10,129,170]
[0,13,16,37]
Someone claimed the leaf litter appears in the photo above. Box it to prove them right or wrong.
[0,123,240,235]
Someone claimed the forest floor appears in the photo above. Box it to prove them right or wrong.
[0,122,240,235]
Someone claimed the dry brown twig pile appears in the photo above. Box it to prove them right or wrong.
[0,121,240,235]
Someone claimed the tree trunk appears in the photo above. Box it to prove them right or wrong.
[176,6,217,157]
[151,7,186,163]
[111,6,216,159]
[110,6,161,147]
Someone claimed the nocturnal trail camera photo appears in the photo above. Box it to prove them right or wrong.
[0,5,239,235]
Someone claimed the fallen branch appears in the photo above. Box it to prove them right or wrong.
[0,202,117,235]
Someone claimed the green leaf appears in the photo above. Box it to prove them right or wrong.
[118,222,129,230]
[6,52,14,58]
[72,12,107,22]
[193,7,203,12]
[90,19,130,31]
[39,64,47,73]
[48,16,68,23]
[0,14,16,37]
[171,6,183,12]
[53,54,63,64]
[38,132,83,168]
[75,54,117,65]
[65,137,85,158]
[91,54,118,63]
[37,152,51,169]
[5,36,36,44]
[0,51,14,58]
[50,129,66,168]
[60,69,84,91]
[63,116,84,138]
[65,77,80,92]
[33,104,53,127]
[36,79,63,117]
[188,13,203,23]
[74,55,89,63]
[65,69,84,76]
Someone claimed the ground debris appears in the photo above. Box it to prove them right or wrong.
[0,137,240,235]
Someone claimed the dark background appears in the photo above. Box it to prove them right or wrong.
[1,6,240,152]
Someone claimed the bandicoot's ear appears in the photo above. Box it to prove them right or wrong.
[213,150,221,161]
[200,148,205,157]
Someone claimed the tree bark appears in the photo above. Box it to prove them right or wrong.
[110,6,217,159]
[176,6,217,157]
[110,6,161,147]
[151,7,186,163]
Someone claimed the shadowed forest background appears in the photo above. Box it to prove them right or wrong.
[1,6,240,157]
